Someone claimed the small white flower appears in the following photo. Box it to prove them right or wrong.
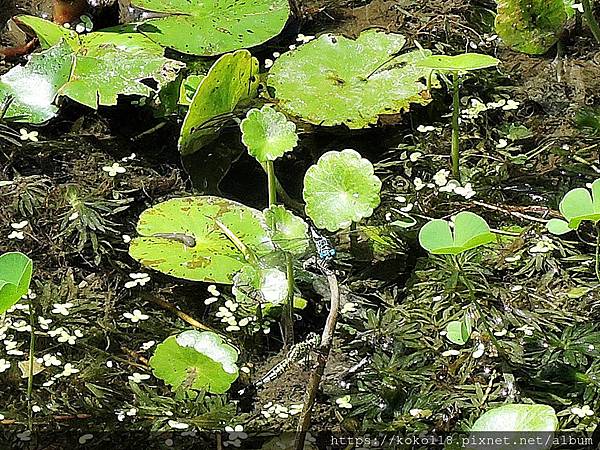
[38,317,52,330]
[140,340,156,351]
[409,151,422,162]
[433,169,450,187]
[58,330,77,345]
[11,220,28,230]
[19,129,39,142]
[571,405,594,418]
[124,272,150,289]
[264,58,274,69]
[51,303,74,316]
[225,424,248,441]
[102,162,126,177]
[39,354,62,367]
[224,300,238,311]
[341,302,357,315]
[414,177,426,191]
[204,296,218,305]
[123,309,149,323]
[335,395,352,409]
[502,99,520,111]
[417,125,436,133]
[32,405,41,413]
[572,3,584,13]
[454,182,476,199]
[0,358,11,373]
[529,237,555,254]
[61,363,80,377]
[440,180,460,193]
[68,211,79,221]
[207,284,220,296]
[288,44,296,50]
[128,372,150,383]
[272,52,280,59]
[496,139,508,149]
[8,230,24,240]
[168,420,189,429]
[106,360,113,368]
[122,234,131,243]
[126,408,137,416]
[296,33,315,43]
[472,343,485,359]
[442,349,461,357]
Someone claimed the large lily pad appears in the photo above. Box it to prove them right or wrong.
[150,330,239,394]
[495,0,567,55]
[467,404,558,450]
[129,196,274,283]
[1,18,184,122]
[0,252,33,314]
[241,105,298,162]
[178,50,259,155]
[419,212,495,255]
[547,179,600,235]
[131,0,290,56]
[303,149,382,232]
[267,29,435,128]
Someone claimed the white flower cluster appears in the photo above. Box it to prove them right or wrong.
[260,402,303,419]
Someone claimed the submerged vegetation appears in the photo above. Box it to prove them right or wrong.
[1,0,600,448]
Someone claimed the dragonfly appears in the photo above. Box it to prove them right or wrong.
[238,332,320,396]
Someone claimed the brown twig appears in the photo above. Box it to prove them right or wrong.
[470,200,554,224]
[143,293,217,333]
[294,272,340,450]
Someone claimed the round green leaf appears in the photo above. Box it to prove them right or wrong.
[495,0,567,55]
[418,212,495,255]
[303,149,382,232]
[264,205,309,255]
[150,331,239,394]
[129,196,273,283]
[267,30,435,128]
[131,0,290,56]
[416,53,500,72]
[0,252,33,314]
[557,179,600,230]
[178,50,259,156]
[471,404,558,433]
[241,106,298,162]
[445,318,471,345]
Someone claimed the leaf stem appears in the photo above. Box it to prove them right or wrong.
[294,271,340,450]
[583,0,600,44]
[451,72,461,181]
[266,160,277,207]
[27,299,36,431]
[283,253,295,350]
[595,222,600,283]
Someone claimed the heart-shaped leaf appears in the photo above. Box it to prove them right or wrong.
[303,149,382,232]
[547,179,600,234]
[241,106,298,162]
[178,50,259,155]
[495,0,567,55]
[131,0,290,56]
[0,252,33,314]
[416,53,500,72]
[470,404,558,433]
[267,29,435,128]
[129,196,274,283]
[419,212,495,255]
[150,330,239,394]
